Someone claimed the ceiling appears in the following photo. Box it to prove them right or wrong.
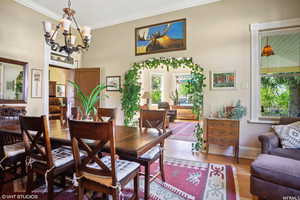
[14,0,221,29]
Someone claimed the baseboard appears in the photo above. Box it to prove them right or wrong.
[207,144,260,159]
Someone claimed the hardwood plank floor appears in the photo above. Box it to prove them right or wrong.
[164,139,253,200]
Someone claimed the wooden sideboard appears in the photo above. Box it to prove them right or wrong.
[171,105,197,120]
[204,118,240,163]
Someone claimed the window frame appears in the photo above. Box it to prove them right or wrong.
[173,72,193,106]
[150,72,164,105]
[250,18,300,123]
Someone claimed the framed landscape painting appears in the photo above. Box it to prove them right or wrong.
[56,84,65,97]
[211,71,236,90]
[135,18,186,56]
[106,76,121,91]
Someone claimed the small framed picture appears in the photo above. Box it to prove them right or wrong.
[106,76,121,91]
[31,69,43,98]
[56,84,66,97]
[211,71,236,90]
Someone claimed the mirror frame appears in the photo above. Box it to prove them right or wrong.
[0,57,28,104]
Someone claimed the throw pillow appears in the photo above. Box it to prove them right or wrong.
[272,121,300,149]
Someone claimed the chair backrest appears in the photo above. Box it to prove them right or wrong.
[139,109,167,133]
[97,108,116,121]
[19,115,53,168]
[68,119,117,186]
[158,102,170,110]
[71,107,80,120]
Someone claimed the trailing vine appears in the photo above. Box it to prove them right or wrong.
[121,57,206,151]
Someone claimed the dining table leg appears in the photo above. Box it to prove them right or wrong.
[144,163,150,200]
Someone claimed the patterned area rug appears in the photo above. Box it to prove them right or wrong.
[168,122,197,142]
[2,157,239,200]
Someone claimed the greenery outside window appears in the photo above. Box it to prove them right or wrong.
[175,74,192,106]
[151,73,163,104]
[259,29,300,119]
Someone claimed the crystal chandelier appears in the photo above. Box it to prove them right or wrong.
[42,0,91,58]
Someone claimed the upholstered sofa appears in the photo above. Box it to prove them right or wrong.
[251,154,300,200]
[258,117,300,161]
[251,117,300,200]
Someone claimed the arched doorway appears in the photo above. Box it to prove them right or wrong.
[121,57,206,151]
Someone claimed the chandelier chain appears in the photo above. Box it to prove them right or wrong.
[68,0,71,9]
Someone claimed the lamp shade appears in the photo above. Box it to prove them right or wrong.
[142,91,150,99]
[261,37,275,57]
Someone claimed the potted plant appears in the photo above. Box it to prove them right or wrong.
[68,81,107,120]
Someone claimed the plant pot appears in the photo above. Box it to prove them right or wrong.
[82,114,94,121]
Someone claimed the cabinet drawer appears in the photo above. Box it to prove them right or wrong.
[208,137,236,145]
[207,127,238,137]
[207,120,239,128]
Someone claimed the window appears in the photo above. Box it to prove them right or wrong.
[175,74,192,106]
[250,19,300,122]
[151,74,163,104]
[260,30,300,118]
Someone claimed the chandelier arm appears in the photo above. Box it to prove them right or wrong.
[63,32,70,53]
[50,24,60,41]
[71,15,86,47]
[50,41,61,51]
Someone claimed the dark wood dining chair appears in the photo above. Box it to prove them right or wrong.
[0,134,26,193]
[20,115,77,200]
[0,107,27,192]
[136,109,167,199]
[97,108,116,121]
[71,107,80,120]
[68,119,140,200]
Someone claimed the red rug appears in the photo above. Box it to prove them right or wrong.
[2,157,239,200]
[169,122,197,141]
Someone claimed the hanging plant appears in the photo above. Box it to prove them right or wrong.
[121,57,206,151]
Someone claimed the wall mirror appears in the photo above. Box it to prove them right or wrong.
[0,57,28,103]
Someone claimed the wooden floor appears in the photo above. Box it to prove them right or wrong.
[165,139,253,200]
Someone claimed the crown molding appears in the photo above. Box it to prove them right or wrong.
[91,0,222,29]
[14,0,222,30]
[14,0,61,21]
[250,18,300,31]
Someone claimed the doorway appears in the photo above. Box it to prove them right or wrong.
[49,65,75,122]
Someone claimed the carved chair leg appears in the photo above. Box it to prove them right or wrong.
[144,163,150,200]
[134,174,139,200]
[159,152,165,182]
[112,189,120,200]
[47,175,54,200]
[77,183,84,200]
[21,160,26,176]
[26,170,34,194]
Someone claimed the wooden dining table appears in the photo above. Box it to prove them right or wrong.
[0,120,172,159]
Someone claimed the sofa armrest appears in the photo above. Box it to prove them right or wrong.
[258,132,280,154]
